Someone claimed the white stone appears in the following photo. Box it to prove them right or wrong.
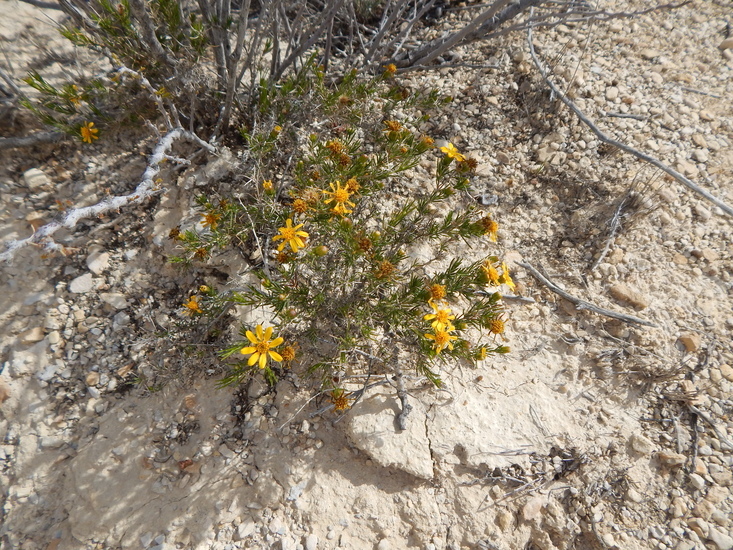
[69,273,94,294]
[23,168,50,190]
[234,519,256,541]
[40,436,65,449]
[629,434,655,455]
[86,251,110,275]
[304,534,318,550]
[100,293,128,309]
[709,528,733,550]
[345,393,433,479]
[689,473,706,490]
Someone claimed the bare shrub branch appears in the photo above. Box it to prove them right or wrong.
[527,15,733,218]
[0,129,215,263]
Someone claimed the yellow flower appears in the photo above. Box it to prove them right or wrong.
[201,212,221,229]
[68,85,82,106]
[280,345,296,363]
[425,327,458,354]
[439,142,465,162]
[292,198,309,214]
[374,259,395,280]
[384,63,397,76]
[424,300,456,331]
[498,262,516,292]
[489,318,505,335]
[429,283,447,301]
[262,179,274,192]
[331,388,352,411]
[478,215,499,242]
[240,324,284,369]
[199,285,210,293]
[80,121,99,144]
[273,218,309,252]
[183,296,202,315]
[482,260,501,286]
[326,140,344,154]
[345,178,360,193]
[384,120,402,132]
[273,125,282,133]
[323,180,356,215]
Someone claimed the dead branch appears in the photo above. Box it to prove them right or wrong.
[0,131,64,151]
[0,128,215,263]
[688,405,733,451]
[527,20,733,218]
[517,261,657,327]
[18,0,63,9]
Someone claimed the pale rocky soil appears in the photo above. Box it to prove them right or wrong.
[1,1,733,549]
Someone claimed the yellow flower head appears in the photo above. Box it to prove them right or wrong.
[183,295,202,315]
[384,120,402,132]
[331,388,352,412]
[263,179,274,192]
[424,300,456,331]
[429,283,447,301]
[273,218,309,252]
[345,178,360,193]
[498,262,516,292]
[68,85,82,106]
[482,259,501,286]
[425,328,458,354]
[323,180,356,216]
[202,212,221,229]
[326,140,345,155]
[292,198,309,214]
[489,318,505,335]
[80,121,99,144]
[240,324,284,369]
[280,345,296,363]
[478,215,499,242]
[384,63,397,76]
[439,142,465,162]
[374,259,396,280]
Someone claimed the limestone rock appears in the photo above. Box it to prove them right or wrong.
[69,273,94,294]
[629,434,655,455]
[86,250,110,275]
[0,377,10,404]
[708,528,733,550]
[19,326,45,345]
[100,293,128,310]
[719,38,733,50]
[678,333,702,352]
[345,393,433,479]
[23,168,50,190]
[609,283,650,309]
[657,451,686,468]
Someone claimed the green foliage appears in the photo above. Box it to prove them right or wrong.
[175,63,514,406]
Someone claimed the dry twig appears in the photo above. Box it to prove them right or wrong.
[527,18,733,218]
[518,261,656,327]
[0,128,214,263]
[0,131,64,150]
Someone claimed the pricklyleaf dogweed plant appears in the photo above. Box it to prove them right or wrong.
[176,63,513,415]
